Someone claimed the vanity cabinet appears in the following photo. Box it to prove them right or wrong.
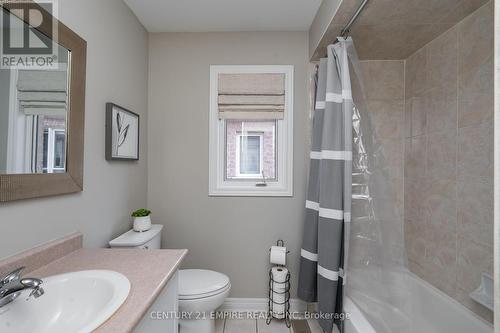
[135,271,179,333]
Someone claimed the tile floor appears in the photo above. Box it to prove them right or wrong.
[215,318,324,333]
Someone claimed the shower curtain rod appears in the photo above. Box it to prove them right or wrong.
[340,0,370,37]
[313,0,370,67]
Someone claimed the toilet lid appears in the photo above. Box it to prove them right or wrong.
[179,269,230,297]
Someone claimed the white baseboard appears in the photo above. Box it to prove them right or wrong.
[218,297,307,314]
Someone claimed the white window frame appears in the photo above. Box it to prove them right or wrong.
[43,128,66,173]
[209,65,293,196]
[235,133,264,178]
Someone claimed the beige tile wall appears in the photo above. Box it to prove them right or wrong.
[310,0,489,60]
[404,1,493,322]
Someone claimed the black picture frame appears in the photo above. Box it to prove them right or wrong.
[105,103,140,161]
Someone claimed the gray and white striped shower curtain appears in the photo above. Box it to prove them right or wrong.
[298,38,353,333]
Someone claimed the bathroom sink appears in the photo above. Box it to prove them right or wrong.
[0,270,130,333]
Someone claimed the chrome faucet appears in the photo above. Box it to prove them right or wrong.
[0,267,44,308]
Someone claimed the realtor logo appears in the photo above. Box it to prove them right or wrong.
[1,0,58,68]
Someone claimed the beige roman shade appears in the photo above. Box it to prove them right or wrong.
[218,73,285,120]
[17,70,68,92]
[17,69,68,117]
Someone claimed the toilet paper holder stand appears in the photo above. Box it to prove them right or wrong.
[267,240,291,327]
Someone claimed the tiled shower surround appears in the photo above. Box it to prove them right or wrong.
[360,1,493,323]
[406,1,493,322]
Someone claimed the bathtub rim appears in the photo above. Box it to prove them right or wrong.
[344,270,493,332]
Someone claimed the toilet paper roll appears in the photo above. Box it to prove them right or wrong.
[270,245,287,265]
[271,266,289,319]
[271,266,288,290]
[272,291,285,319]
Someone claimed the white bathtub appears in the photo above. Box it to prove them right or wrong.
[344,272,493,333]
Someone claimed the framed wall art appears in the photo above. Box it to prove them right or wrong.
[105,103,139,161]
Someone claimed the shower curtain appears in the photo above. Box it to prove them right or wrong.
[298,38,353,333]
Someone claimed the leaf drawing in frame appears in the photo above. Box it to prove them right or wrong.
[116,112,122,132]
[114,111,130,155]
[118,124,130,147]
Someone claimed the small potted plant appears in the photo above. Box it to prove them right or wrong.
[131,208,152,232]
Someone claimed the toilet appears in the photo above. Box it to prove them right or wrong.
[109,225,231,333]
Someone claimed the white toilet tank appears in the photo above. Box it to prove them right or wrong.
[109,224,163,249]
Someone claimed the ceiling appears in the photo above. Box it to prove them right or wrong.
[312,0,490,60]
[123,0,323,32]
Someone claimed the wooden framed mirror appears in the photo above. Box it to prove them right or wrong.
[0,1,87,202]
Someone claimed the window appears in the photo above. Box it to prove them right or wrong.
[236,133,263,177]
[209,65,293,196]
[227,120,276,180]
[42,128,66,173]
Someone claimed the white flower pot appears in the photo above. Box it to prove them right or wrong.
[133,216,151,232]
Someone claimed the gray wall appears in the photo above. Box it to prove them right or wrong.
[0,0,149,258]
[148,32,309,297]
[0,69,10,173]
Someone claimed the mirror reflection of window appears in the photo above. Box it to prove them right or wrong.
[0,48,70,175]
[42,126,66,174]
[54,130,66,170]
[0,10,70,175]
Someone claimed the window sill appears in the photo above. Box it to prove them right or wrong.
[208,188,293,197]
[209,181,292,197]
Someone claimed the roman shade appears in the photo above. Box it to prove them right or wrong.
[218,73,285,120]
[17,70,67,92]
[17,69,68,117]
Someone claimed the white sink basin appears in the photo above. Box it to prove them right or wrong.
[0,270,130,333]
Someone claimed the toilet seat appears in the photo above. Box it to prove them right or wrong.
[179,283,231,300]
[179,269,230,300]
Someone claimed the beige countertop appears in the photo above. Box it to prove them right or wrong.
[29,247,188,333]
